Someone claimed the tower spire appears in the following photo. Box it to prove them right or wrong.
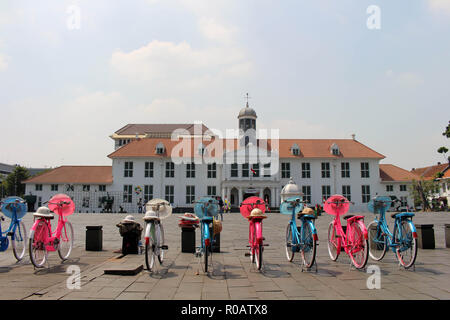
[245,93,251,108]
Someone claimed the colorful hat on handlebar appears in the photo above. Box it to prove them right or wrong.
[48,194,75,216]
[0,196,27,219]
[324,195,350,216]
[248,208,267,219]
[194,197,219,219]
[240,196,266,219]
[279,196,304,215]
[368,196,392,214]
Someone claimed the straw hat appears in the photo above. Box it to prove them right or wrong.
[302,207,314,215]
[179,213,200,221]
[143,210,159,221]
[121,215,136,223]
[248,208,267,219]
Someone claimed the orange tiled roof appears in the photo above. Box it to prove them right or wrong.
[23,166,113,184]
[379,164,420,182]
[115,123,211,136]
[108,137,385,159]
[411,163,449,180]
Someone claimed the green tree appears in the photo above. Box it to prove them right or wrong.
[409,179,440,212]
[4,166,30,197]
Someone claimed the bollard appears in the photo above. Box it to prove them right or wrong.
[445,224,450,248]
[86,226,103,251]
[181,227,196,253]
[416,224,435,249]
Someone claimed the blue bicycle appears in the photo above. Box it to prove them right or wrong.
[367,196,418,269]
[0,196,28,261]
[280,197,318,269]
[193,197,219,273]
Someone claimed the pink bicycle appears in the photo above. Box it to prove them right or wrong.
[325,195,369,269]
[240,196,268,271]
[29,194,75,268]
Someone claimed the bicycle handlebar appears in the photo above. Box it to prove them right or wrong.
[326,200,354,205]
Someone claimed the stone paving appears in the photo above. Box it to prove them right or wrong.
[0,211,449,300]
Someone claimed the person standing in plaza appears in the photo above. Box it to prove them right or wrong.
[137,198,143,214]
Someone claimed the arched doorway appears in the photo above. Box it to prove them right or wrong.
[263,188,271,207]
[230,188,239,207]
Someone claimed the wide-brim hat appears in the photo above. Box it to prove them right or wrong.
[143,210,159,221]
[179,213,200,221]
[247,208,267,219]
[302,207,315,215]
[121,215,136,223]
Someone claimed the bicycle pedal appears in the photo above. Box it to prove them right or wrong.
[7,232,13,237]
[160,245,168,250]
[246,245,251,247]
[262,237,266,240]
[263,244,269,246]
[244,253,251,257]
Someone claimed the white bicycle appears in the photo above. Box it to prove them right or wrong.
[143,199,172,272]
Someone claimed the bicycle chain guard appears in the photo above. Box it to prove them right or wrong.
[0,236,9,252]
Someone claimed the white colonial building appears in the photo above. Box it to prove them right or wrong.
[24,102,418,213]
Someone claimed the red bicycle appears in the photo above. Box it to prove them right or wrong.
[240,196,268,270]
[325,195,369,269]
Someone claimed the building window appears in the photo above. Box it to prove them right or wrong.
[82,185,90,192]
[263,163,271,177]
[165,185,174,203]
[362,185,371,203]
[400,196,407,207]
[361,162,370,178]
[400,185,407,192]
[302,186,311,204]
[198,143,206,156]
[165,162,175,178]
[342,185,351,201]
[66,184,74,192]
[186,185,195,204]
[341,162,350,178]
[123,185,132,203]
[207,163,217,178]
[231,163,238,177]
[186,163,195,178]
[99,185,106,192]
[35,184,43,191]
[252,164,260,177]
[301,163,311,178]
[281,162,290,178]
[144,185,153,202]
[242,163,249,177]
[124,161,133,177]
[207,186,217,197]
[331,144,340,156]
[386,185,393,192]
[145,162,154,178]
[321,162,330,178]
[322,185,331,201]
[156,142,165,154]
[292,144,300,156]
[51,184,58,191]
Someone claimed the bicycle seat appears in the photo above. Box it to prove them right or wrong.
[343,214,354,220]
[297,213,316,220]
[391,213,399,219]
[33,212,54,219]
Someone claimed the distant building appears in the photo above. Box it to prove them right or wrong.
[411,162,450,208]
[23,102,418,213]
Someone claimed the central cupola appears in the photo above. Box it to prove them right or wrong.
[238,93,257,133]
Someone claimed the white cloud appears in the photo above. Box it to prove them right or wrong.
[110,40,251,89]
[0,54,7,71]
[428,0,450,15]
[198,17,237,44]
[385,70,424,87]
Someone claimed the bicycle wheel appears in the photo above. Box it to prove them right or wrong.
[394,220,417,269]
[12,221,27,261]
[285,224,295,262]
[348,221,369,269]
[145,223,156,271]
[368,221,387,261]
[327,221,339,261]
[29,220,49,268]
[301,222,317,269]
[255,243,263,270]
[58,221,73,261]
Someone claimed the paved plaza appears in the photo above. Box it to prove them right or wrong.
[0,211,449,300]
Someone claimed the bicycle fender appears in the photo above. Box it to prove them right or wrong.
[29,219,42,233]
[307,220,319,241]
[254,221,263,244]
[408,220,418,238]
[144,223,152,241]
[357,220,368,240]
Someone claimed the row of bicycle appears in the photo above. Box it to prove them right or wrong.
[144,194,418,274]
[0,193,418,273]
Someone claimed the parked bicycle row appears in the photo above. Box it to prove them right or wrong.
[0,191,418,272]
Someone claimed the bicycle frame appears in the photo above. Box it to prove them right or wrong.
[331,213,367,256]
[30,213,69,252]
[0,203,25,250]
[288,205,318,253]
[144,220,162,248]
[200,216,213,250]
[372,208,417,253]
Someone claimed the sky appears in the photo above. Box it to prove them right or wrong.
[0,0,449,171]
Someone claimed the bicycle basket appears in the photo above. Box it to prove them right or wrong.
[280,196,304,215]
[368,196,392,214]
[145,198,172,220]
[1,196,28,219]
[48,194,75,216]
[323,195,350,216]
[194,197,219,219]
[213,218,222,235]
[240,196,266,219]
